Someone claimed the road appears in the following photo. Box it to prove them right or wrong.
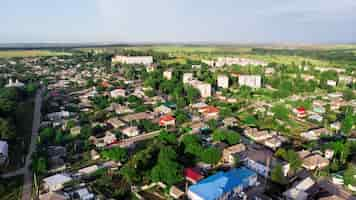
[108,128,176,148]
[109,130,162,148]
[21,88,44,200]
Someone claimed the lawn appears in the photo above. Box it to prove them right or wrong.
[0,50,71,58]
[0,175,23,200]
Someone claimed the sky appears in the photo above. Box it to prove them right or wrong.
[1,0,356,44]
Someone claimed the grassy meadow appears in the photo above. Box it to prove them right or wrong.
[0,50,71,58]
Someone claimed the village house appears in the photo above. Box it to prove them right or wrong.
[46,111,71,121]
[301,128,331,141]
[243,148,290,177]
[43,174,72,192]
[72,188,95,200]
[0,140,8,165]
[263,137,283,150]
[78,165,99,176]
[222,143,246,164]
[308,114,323,122]
[302,154,329,170]
[217,74,229,89]
[70,126,81,136]
[283,177,316,200]
[244,128,273,142]
[238,75,262,88]
[190,122,208,134]
[121,126,140,137]
[121,112,153,123]
[110,88,126,98]
[293,107,307,118]
[198,106,219,120]
[223,117,238,127]
[184,168,204,184]
[89,131,117,147]
[107,103,133,115]
[107,117,126,129]
[169,186,185,200]
[154,105,172,115]
[159,115,176,127]
[5,78,25,88]
[188,167,257,200]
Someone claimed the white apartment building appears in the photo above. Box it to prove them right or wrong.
[183,73,211,98]
[163,70,173,80]
[238,75,262,88]
[183,73,193,84]
[217,75,229,89]
[193,81,211,98]
[111,55,153,65]
[215,57,267,67]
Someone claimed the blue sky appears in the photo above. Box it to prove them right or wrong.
[1,0,356,43]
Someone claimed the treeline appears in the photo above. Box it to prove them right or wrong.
[251,48,356,65]
[112,49,170,62]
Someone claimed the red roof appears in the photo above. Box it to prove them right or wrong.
[297,107,306,113]
[184,168,203,182]
[101,81,111,88]
[160,115,175,122]
[201,106,219,114]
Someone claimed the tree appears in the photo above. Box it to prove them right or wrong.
[275,148,301,174]
[200,147,221,165]
[150,147,183,185]
[100,147,128,162]
[185,85,200,104]
[344,164,356,186]
[343,88,355,101]
[0,118,15,140]
[39,127,55,143]
[329,141,350,165]
[207,119,218,130]
[32,156,47,174]
[286,150,302,174]
[341,108,354,136]
[271,163,286,185]
[271,104,290,120]
[54,130,65,145]
[157,131,177,145]
[233,155,241,168]
[212,129,240,145]
[174,109,189,125]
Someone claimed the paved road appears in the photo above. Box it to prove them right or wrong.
[108,128,176,148]
[110,130,162,148]
[21,88,43,200]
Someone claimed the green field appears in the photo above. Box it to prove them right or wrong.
[0,50,71,58]
[79,44,356,66]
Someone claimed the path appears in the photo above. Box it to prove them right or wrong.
[21,88,44,200]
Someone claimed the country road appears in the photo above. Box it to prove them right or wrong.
[21,88,44,200]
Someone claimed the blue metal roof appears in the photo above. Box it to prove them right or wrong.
[189,167,256,200]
